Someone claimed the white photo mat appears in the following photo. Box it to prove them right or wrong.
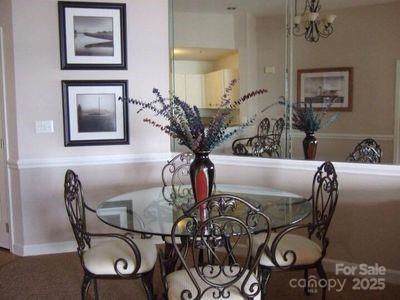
[68,85,124,141]
[64,7,122,64]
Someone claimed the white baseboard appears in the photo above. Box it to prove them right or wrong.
[14,241,77,256]
[7,152,172,170]
[11,243,24,256]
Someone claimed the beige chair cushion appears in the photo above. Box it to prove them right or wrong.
[164,236,203,244]
[166,266,261,300]
[83,238,157,275]
[253,232,322,267]
[164,236,180,244]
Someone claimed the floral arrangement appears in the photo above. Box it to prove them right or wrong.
[285,99,340,133]
[120,80,267,152]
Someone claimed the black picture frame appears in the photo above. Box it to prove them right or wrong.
[62,80,129,146]
[297,67,353,111]
[58,1,127,70]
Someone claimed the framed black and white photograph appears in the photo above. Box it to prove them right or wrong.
[58,1,127,69]
[297,67,353,111]
[62,80,129,146]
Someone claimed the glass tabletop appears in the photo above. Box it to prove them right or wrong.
[96,184,311,237]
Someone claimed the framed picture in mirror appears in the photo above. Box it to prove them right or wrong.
[297,67,353,111]
[58,1,127,69]
[62,80,129,146]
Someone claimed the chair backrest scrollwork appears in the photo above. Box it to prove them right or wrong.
[270,118,285,143]
[256,117,270,137]
[162,152,194,202]
[346,138,382,163]
[162,152,194,186]
[310,161,339,252]
[170,194,272,299]
[262,118,285,158]
[64,169,91,256]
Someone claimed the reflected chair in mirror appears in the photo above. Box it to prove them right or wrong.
[163,194,272,299]
[161,152,194,203]
[264,117,285,158]
[252,161,339,300]
[346,138,382,163]
[232,117,285,158]
[64,170,157,300]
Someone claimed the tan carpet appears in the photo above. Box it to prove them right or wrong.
[0,251,399,299]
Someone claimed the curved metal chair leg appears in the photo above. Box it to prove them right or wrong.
[260,267,272,297]
[316,263,327,300]
[304,268,310,295]
[81,274,92,300]
[142,268,154,300]
[93,279,99,300]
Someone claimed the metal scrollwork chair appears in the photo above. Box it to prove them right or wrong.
[162,152,194,203]
[164,194,272,300]
[64,170,157,300]
[232,117,285,158]
[263,117,285,158]
[346,138,382,163]
[252,161,339,300]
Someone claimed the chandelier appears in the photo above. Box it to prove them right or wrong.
[293,0,336,43]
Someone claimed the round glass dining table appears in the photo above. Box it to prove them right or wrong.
[96,184,311,237]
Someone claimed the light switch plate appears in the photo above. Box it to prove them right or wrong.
[35,120,54,133]
[264,66,276,74]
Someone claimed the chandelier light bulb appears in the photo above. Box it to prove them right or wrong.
[325,14,337,24]
[294,15,302,25]
[308,12,319,22]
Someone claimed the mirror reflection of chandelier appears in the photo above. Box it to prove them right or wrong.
[293,0,336,43]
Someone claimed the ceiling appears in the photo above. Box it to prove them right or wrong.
[173,0,400,16]
[174,48,237,61]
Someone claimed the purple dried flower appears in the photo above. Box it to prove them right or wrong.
[120,82,268,152]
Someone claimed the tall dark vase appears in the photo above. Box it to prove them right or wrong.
[303,132,318,160]
[190,151,215,202]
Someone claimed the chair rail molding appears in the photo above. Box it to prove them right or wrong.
[7,152,400,177]
[291,132,394,141]
[7,152,173,169]
[210,155,400,177]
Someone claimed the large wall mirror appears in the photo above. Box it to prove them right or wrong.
[170,0,400,165]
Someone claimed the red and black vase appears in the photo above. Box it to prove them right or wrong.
[190,151,215,201]
[303,132,318,160]
[190,151,215,221]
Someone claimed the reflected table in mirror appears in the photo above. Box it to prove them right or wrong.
[96,184,311,236]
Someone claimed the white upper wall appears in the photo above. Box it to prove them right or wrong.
[10,0,170,160]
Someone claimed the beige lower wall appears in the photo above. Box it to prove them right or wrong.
[18,161,167,245]
[215,162,400,271]
[11,158,400,271]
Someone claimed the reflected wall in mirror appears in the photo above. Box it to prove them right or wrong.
[170,0,400,165]
[291,0,400,164]
[171,0,288,156]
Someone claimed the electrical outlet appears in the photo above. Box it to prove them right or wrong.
[35,120,54,133]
